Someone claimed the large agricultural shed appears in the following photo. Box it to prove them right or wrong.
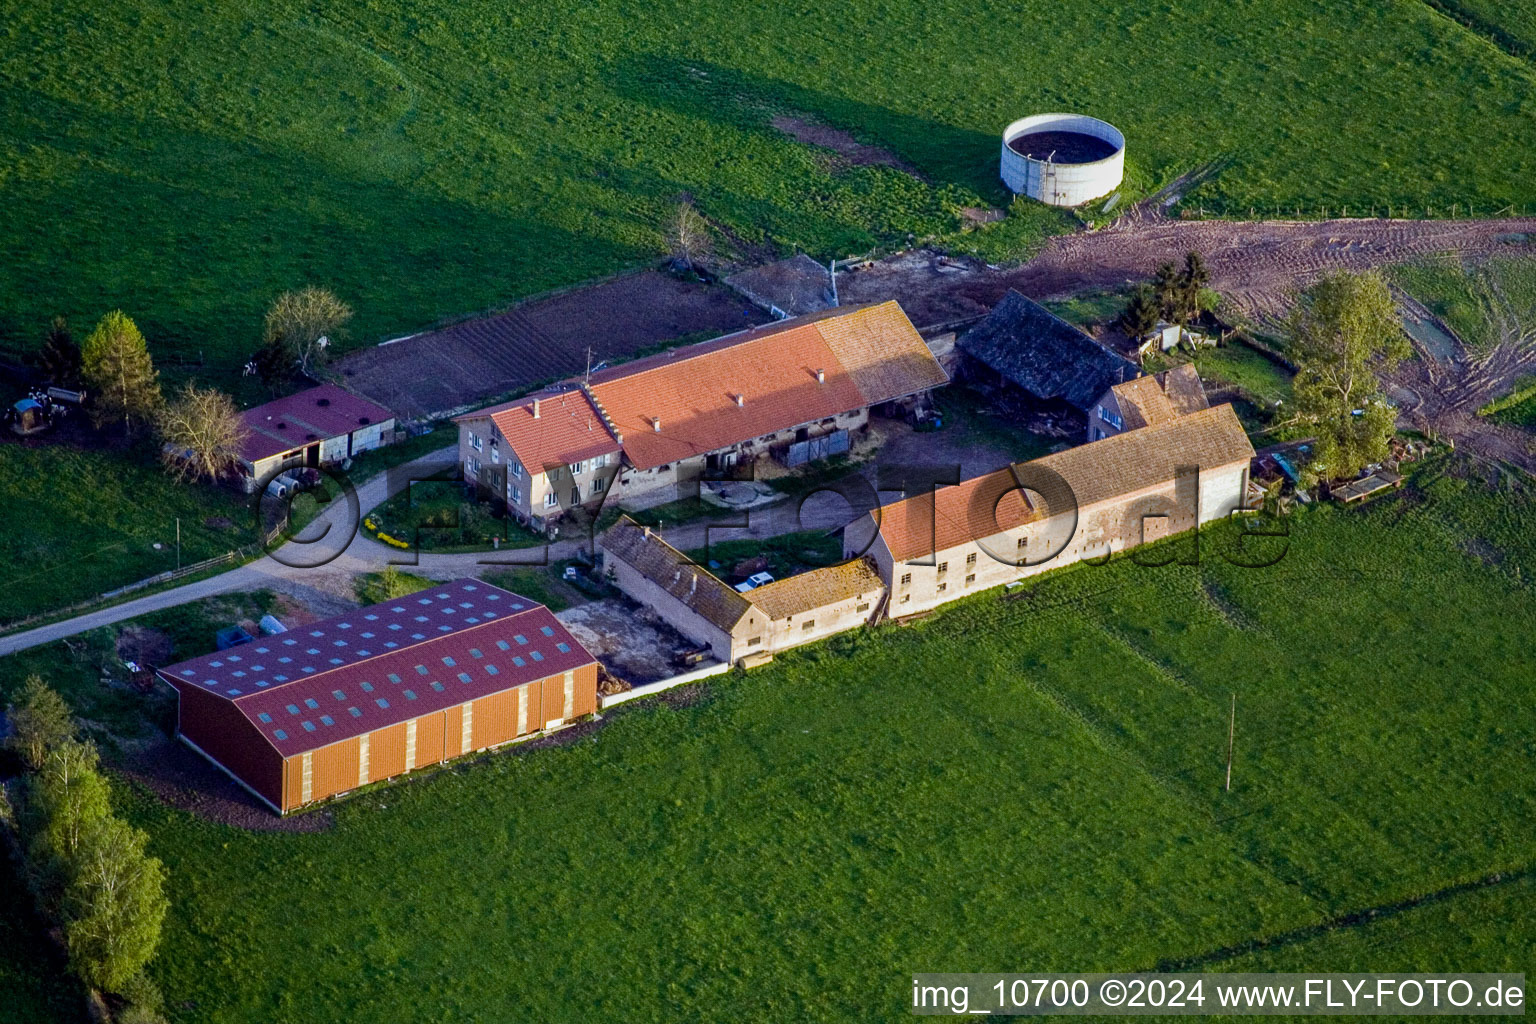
[156,580,598,814]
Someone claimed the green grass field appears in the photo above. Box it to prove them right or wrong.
[4,457,1527,1022]
[3,0,1536,374]
[1394,257,1536,352]
[0,443,253,626]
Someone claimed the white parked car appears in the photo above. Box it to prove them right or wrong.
[733,571,775,593]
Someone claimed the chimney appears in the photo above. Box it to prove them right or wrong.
[642,524,651,538]
[532,398,541,419]
[734,393,745,407]
[652,417,661,432]
[816,368,825,383]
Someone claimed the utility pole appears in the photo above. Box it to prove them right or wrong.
[1225,694,1236,792]
[176,517,181,571]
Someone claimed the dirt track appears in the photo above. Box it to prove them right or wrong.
[840,217,1536,328]
[837,215,1536,474]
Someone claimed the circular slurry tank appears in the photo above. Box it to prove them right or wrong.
[1000,113,1125,207]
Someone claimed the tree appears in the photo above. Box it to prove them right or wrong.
[665,199,713,274]
[1116,284,1159,341]
[262,287,352,376]
[155,384,248,484]
[1287,270,1410,481]
[1151,251,1211,326]
[31,738,111,871]
[1152,261,1182,322]
[36,316,83,389]
[249,336,292,391]
[63,815,168,994]
[5,675,76,771]
[81,311,161,433]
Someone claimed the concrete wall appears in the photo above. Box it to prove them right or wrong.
[1000,113,1125,208]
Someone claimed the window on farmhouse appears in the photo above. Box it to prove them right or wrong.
[937,561,948,574]
[802,619,815,630]
[855,602,870,612]
[511,458,523,479]
[966,552,977,566]
[1017,537,1027,550]
[544,492,559,509]
[512,486,522,504]
[966,574,976,585]
[899,595,910,604]
[748,636,762,647]
[593,453,607,468]
[899,573,911,587]
[468,431,482,451]
[937,582,948,593]
[592,476,605,492]
[568,460,584,475]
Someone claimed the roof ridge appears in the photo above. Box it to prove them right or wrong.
[224,605,548,706]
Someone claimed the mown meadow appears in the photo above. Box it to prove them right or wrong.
[3,456,1520,1023]
[3,0,1536,372]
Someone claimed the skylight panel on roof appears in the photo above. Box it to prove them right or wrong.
[485,665,499,676]
[302,721,316,732]
[385,642,398,649]
[332,689,345,700]
[349,707,362,718]
[442,656,456,666]
[360,682,374,692]
[286,704,300,715]
[283,638,297,645]
[310,630,323,637]
[437,625,450,632]
[303,666,316,674]
[306,648,320,655]
[274,674,288,682]
[274,729,288,740]
[181,668,195,676]
[415,665,428,675]
[321,715,334,726]
[227,688,242,696]
[431,681,445,692]
[376,698,389,708]
[304,698,319,709]
[515,635,527,645]
[338,622,352,630]
[258,712,272,723]
[497,641,510,650]
[469,648,483,658]
[414,633,428,640]
[419,598,432,605]
[404,690,417,700]
[387,673,401,684]
[333,639,347,647]
[530,651,544,662]
[557,642,571,653]
[210,660,224,668]
[391,606,405,613]
[365,614,378,621]
[255,647,269,653]
[541,626,555,637]
[457,673,471,683]
[414,616,428,623]
[459,602,473,609]
[362,632,375,639]
[513,657,526,667]
[226,654,241,662]
[329,658,343,665]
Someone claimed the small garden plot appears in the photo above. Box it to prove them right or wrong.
[363,478,544,552]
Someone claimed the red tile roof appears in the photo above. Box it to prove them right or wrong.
[590,301,943,471]
[462,301,947,475]
[156,580,596,759]
[461,389,621,474]
[239,384,395,463]
[873,403,1254,562]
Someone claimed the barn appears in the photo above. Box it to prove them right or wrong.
[156,580,598,814]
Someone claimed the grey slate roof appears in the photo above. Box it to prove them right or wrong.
[959,290,1138,412]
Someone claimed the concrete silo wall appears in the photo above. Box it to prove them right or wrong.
[1000,113,1125,208]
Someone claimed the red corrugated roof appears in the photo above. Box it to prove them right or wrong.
[239,384,395,463]
[156,580,596,759]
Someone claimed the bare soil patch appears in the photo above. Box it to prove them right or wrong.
[771,115,926,178]
[119,736,333,832]
[557,598,694,685]
[336,271,767,418]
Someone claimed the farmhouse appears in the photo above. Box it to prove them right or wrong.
[600,516,885,664]
[156,580,598,814]
[237,384,396,491]
[1087,363,1209,441]
[844,403,1254,615]
[455,301,948,528]
[958,289,1137,424]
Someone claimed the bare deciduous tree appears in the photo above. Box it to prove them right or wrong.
[262,287,352,375]
[666,200,713,274]
[156,384,249,484]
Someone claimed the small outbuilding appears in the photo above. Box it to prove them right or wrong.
[1087,363,1209,441]
[958,290,1137,425]
[237,384,397,491]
